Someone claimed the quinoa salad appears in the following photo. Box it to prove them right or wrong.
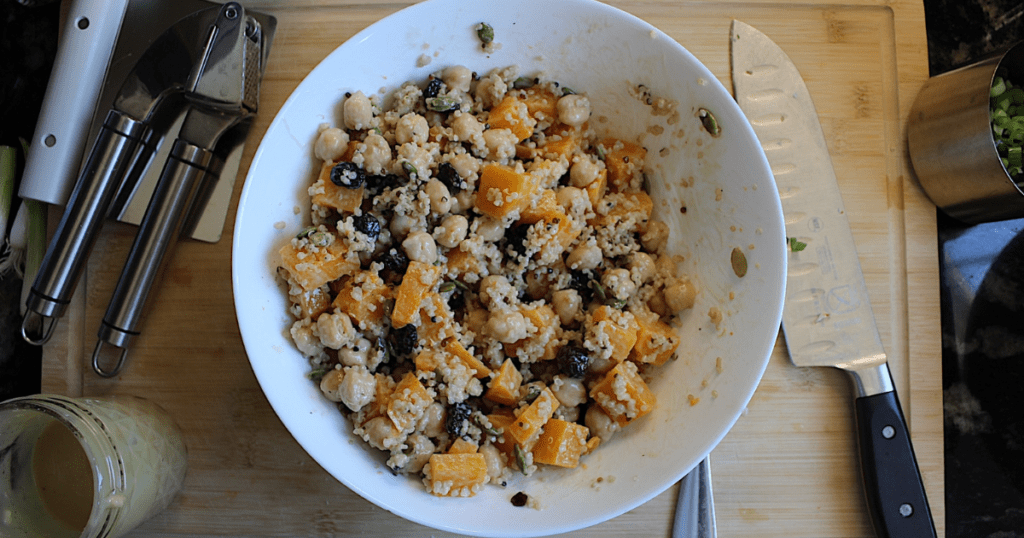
[276,64,699,498]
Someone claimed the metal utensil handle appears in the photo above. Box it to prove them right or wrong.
[22,110,148,345]
[94,138,212,376]
[672,457,717,538]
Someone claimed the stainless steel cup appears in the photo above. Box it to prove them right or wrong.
[908,41,1024,224]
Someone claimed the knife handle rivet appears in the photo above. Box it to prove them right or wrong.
[882,425,895,439]
[899,503,914,517]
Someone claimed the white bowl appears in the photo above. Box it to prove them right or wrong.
[232,0,786,535]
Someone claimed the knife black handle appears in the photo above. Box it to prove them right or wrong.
[854,390,937,538]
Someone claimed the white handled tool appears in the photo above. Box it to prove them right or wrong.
[20,0,130,207]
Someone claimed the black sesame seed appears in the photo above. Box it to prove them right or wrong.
[330,162,365,189]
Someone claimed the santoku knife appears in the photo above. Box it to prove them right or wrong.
[730,20,936,538]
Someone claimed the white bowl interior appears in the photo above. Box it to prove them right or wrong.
[233,0,786,536]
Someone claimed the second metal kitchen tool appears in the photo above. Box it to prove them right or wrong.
[731,20,936,537]
[672,457,716,538]
[93,3,269,377]
[20,4,234,345]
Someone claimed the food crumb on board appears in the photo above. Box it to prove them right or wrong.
[274,221,286,230]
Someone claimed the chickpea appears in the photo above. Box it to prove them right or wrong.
[342,90,373,130]
[419,402,446,438]
[403,434,435,474]
[314,126,350,162]
[395,112,429,145]
[551,375,587,407]
[435,214,469,249]
[474,216,505,242]
[551,289,582,325]
[665,279,698,313]
[474,73,507,109]
[641,220,670,253]
[319,369,346,402]
[316,311,355,349]
[478,275,514,308]
[480,443,505,480]
[402,231,437,265]
[451,112,484,144]
[361,416,397,451]
[585,406,619,443]
[601,268,636,301]
[557,94,591,127]
[389,213,417,239]
[628,252,657,285]
[484,309,530,343]
[557,406,580,423]
[569,157,601,188]
[424,179,453,215]
[339,337,373,367]
[356,133,391,175]
[566,243,602,271]
[483,128,517,161]
[339,365,376,412]
[556,186,591,219]
[448,153,480,184]
[442,65,473,93]
[290,319,324,358]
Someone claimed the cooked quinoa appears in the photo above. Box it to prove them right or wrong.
[276,64,699,497]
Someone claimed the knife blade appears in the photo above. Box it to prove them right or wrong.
[730,20,936,538]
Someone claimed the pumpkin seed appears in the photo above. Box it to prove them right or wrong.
[699,108,721,137]
[731,247,748,278]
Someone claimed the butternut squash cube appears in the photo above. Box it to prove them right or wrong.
[629,315,680,366]
[518,189,561,225]
[387,373,433,433]
[414,350,442,373]
[445,247,483,280]
[589,361,656,427]
[311,161,364,213]
[332,270,391,329]
[288,286,331,319]
[600,138,647,191]
[279,239,359,292]
[522,86,559,121]
[487,95,536,141]
[444,338,491,379]
[485,359,523,406]
[392,261,441,328]
[584,169,608,207]
[504,304,561,362]
[591,305,640,362]
[533,418,589,468]
[505,387,557,451]
[448,438,479,454]
[419,292,455,347]
[486,413,517,456]
[475,164,534,219]
[426,453,488,496]
[589,191,654,231]
[538,123,583,161]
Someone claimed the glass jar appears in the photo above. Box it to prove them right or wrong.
[0,394,188,538]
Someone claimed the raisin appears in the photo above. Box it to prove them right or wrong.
[390,324,419,357]
[435,162,464,193]
[556,345,591,378]
[352,214,380,243]
[503,223,531,259]
[329,162,365,189]
[375,249,409,281]
[424,77,443,99]
[568,270,595,303]
[365,173,403,195]
[446,402,472,437]
[510,491,529,507]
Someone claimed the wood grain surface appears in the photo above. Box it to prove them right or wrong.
[41,0,942,536]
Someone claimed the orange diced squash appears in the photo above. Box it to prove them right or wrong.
[358,373,396,423]
[414,350,442,373]
[444,338,491,379]
[591,305,640,362]
[332,270,391,328]
[288,286,331,319]
[538,123,583,161]
[522,86,559,121]
[518,189,561,225]
[475,164,534,219]
[279,239,359,292]
[311,161,364,213]
[584,169,608,207]
[589,361,656,427]
[486,414,517,455]
[629,315,680,366]
[426,453,488,496]
[428,125,449,145]
[445,247,483,279]
[533,419,589,468]
[505,304,561,362]
[484,359,523,406]
[448,438,479,454]
[392,261,441,328]
[600,138,647,191]
[387,373,433,433]
[419,293,455,347]
[504,387,557,451]
[487,95,536,141]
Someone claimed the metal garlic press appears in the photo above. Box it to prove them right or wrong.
[22,2,275,377]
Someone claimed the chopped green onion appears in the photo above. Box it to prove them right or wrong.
[992,70,1024,183]
[788,237,808,252]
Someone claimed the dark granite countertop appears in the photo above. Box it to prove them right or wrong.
[1,0,1023,536]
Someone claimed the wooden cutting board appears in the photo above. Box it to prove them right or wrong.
[42,0,942,536]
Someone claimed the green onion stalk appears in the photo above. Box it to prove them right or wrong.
[991,71,1024,186]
